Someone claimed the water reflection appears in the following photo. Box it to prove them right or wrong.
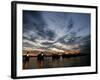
[23,55,90,69]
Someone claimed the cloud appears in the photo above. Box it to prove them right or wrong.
[23,10,56,41]
[23,10,90,53]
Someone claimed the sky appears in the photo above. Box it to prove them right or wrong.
[23,10,91,53]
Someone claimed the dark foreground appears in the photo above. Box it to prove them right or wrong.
[23,54,90,69]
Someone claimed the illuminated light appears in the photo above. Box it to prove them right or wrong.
[27,54,29,57]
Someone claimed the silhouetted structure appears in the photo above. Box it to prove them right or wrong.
[52,53,60,59]
[23,52,30,62]
[37,52,44,60]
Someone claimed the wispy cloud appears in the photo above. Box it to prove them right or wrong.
[23,10,90,53]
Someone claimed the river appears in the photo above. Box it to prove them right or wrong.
[23,55,90,69]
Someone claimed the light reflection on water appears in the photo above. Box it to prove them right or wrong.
[23,55,90,69]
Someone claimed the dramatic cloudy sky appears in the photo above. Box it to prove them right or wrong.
[23,10,91,53]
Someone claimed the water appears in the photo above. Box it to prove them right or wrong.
[23,55,90,69]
